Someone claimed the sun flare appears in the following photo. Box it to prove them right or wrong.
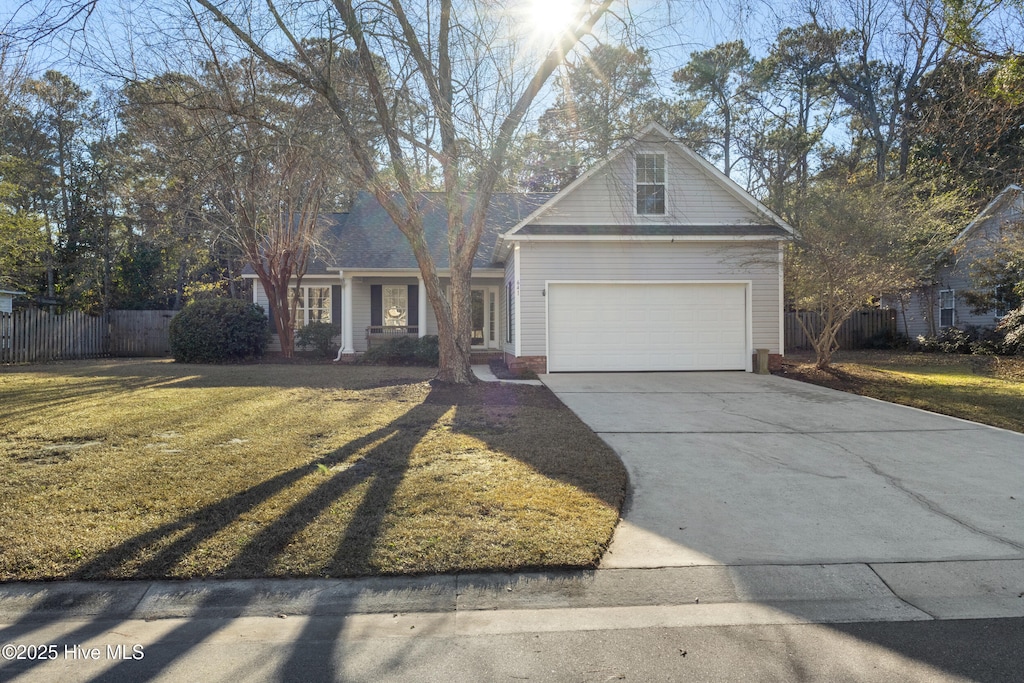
[525,0,581,40]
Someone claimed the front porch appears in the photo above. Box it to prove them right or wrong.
[365,326,504,363]
[349,276,503,354]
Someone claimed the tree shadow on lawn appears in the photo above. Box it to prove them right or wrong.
[0,380,626,681]
[0,358,435,391]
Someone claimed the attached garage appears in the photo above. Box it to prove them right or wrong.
[546,282,750,372]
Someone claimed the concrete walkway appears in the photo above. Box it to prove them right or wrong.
[471,364,543,385]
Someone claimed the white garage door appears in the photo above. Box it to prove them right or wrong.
[547,282,749,372]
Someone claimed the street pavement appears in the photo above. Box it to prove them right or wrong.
[1,370,1021,681]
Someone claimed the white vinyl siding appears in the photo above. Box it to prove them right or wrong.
[890,266,1009,339]
[531,136,764,226]
[516,241,780,359]
[503,258,516,353]
[254,277,338,353]
[351,282,372,352]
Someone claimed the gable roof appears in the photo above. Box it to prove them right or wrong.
[948,184,1023,252]
[495,122,793,258]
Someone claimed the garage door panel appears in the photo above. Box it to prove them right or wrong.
[548,283,748,372]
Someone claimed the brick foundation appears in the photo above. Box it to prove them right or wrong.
[752,352,784,372]
[504,353,780,375]
[504,352,547,375]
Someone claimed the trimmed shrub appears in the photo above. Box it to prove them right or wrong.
[413,335,440,365]
[863,329,910,350]
[360,335,439,366]
[914,324,1019,356]
[169,298,268,363]
[296,321,339,358]
[915,326,973,354]
[997,305,1024,355]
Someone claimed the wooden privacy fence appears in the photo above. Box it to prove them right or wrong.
[0,309,108,363]
[785,309,897,352]
[0,309,178,363]
[109,310,177,357]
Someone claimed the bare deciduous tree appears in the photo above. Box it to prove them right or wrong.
[808,0,952,181]
[182,0,615,383]
[787,181,921,368]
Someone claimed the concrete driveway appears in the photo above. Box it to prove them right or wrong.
[541,372,1024,570]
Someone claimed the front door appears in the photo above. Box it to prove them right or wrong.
[471,287,498,349]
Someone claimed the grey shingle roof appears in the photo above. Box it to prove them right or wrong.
[244,190,788,277]
[309,191,554,272]
[513,224,790,237]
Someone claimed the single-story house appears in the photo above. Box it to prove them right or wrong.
[244,122,793,372]
[887,184,1023,338]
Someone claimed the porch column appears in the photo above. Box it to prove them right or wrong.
[342,274,354,353]
[417,276,427,338]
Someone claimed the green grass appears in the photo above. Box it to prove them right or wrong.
[781,351,1024,433]
[0,360,626,581]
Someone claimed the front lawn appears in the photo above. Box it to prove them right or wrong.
[0,360,626,581]
[779,351,1024,433]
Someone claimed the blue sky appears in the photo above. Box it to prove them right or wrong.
[4,0,788,93]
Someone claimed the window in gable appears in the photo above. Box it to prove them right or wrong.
[636,153,665,215]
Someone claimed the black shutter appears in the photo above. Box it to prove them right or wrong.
[408,284,419,330]
[331,285,342,332]
[370,285,382,327]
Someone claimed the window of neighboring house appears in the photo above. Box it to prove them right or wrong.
[939,289,955,328]
[636,153,666,215]
[382,285,408,326]
[290,286,331,329]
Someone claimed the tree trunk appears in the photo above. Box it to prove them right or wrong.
[264,275,295,358]
[434,262,476,384]
[173,260,186,310]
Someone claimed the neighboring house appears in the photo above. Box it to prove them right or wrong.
[0,287,24,314]
[244,122,793,372]
[887,184,1024,339]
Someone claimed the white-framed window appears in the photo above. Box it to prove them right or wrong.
[636,152,666,215]
[994,285,1010,319]
[291,286,331,329]
[382,285,408,326]
[939,289,955,328]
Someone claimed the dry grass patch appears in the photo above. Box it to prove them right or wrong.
[779,351,1024,433]
[0,360,626,580]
